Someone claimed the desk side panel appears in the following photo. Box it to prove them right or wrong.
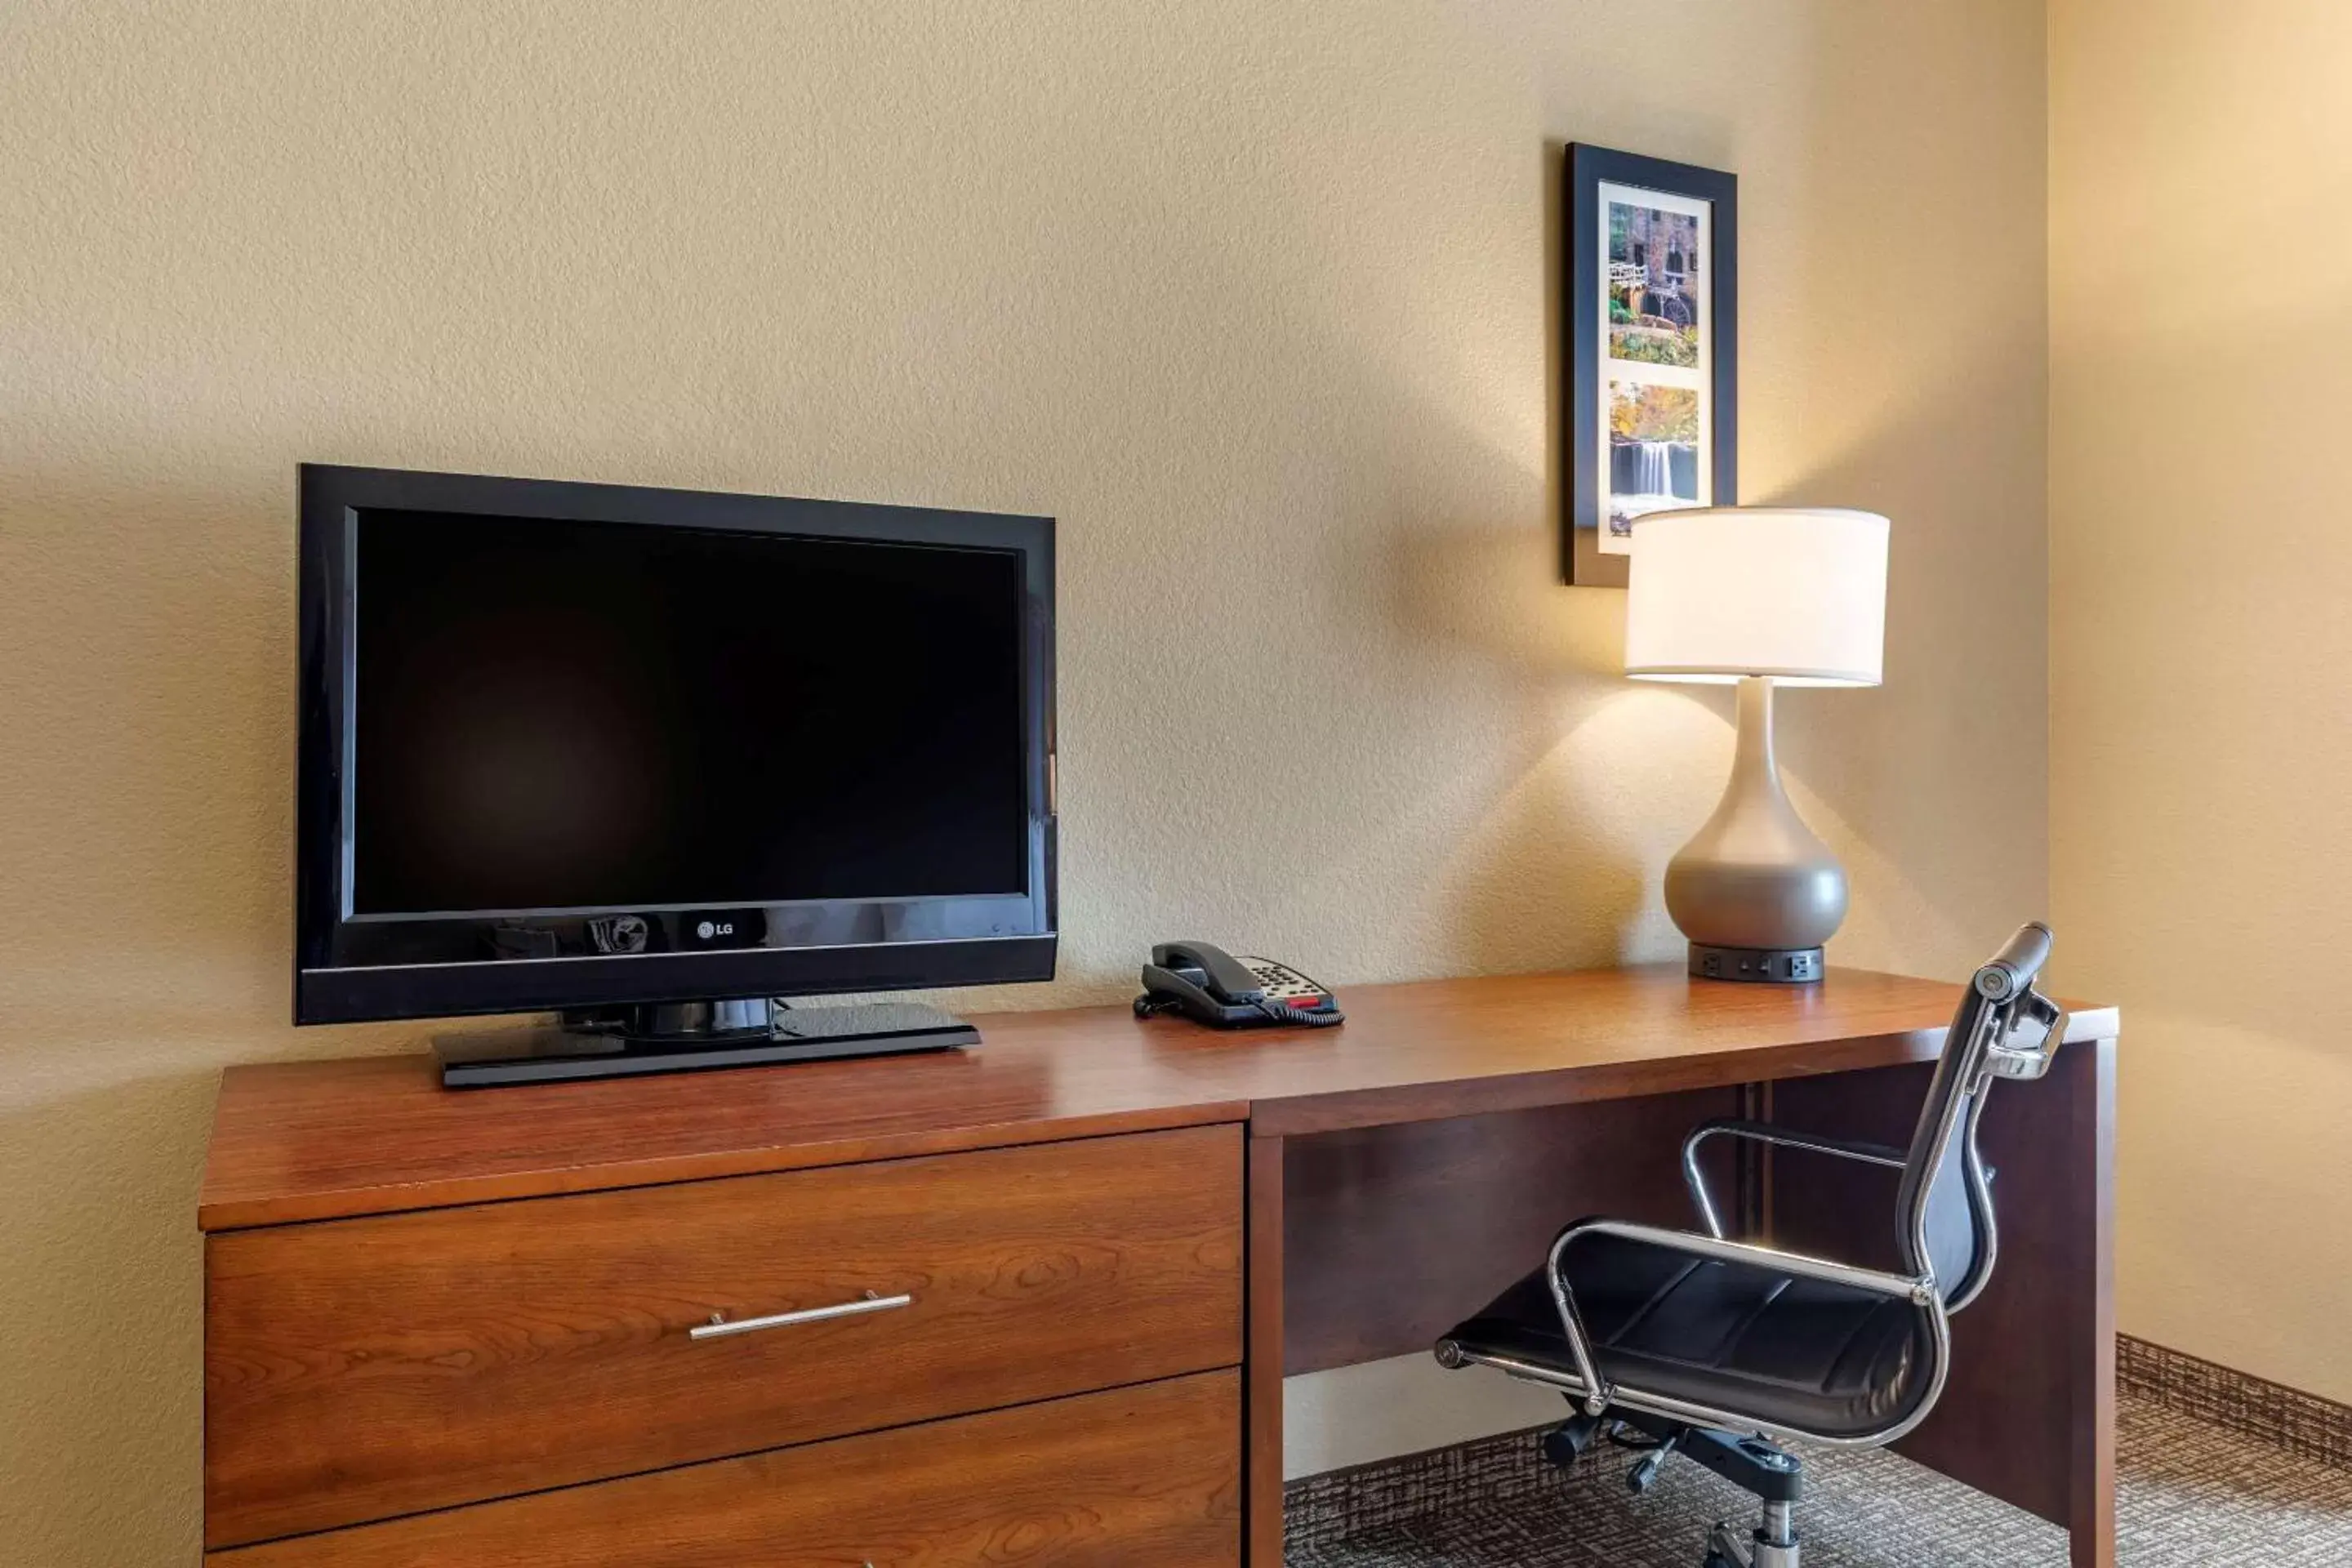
[1769,1040,2115,1540]
[1281,1089,1742,1376]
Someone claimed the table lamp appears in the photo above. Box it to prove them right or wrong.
[1624,506,1889,983]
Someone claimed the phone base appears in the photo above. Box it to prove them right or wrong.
[434,1000,979,1088]
[1687,944,1824,985]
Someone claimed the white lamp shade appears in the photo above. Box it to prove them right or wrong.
[1624,507,1889,686]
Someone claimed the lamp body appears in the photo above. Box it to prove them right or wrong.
[1624,508,1885,983]
[1664,678,1847,972]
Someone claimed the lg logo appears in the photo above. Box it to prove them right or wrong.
[697,920,733,941]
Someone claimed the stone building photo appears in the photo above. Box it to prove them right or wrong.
[1608,201,1702,367]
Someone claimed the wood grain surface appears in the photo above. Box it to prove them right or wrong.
[203,967,2113,1230]
[1281,1089,1743,1375]
[206,1126,1242,1549]
[211,1371,1242,1568]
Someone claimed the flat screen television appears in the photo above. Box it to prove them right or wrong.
[295,465,1056,1084]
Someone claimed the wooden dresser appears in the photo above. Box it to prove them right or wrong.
[202,967,2121,1566]
[203,1071,1246,1564]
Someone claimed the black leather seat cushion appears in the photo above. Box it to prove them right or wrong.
[1445,1227,1936,1440]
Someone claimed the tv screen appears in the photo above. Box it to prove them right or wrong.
[351,510,1029,916]
[295,466,1056,1026]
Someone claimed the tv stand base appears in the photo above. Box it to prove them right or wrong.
[434,1000,978,1088]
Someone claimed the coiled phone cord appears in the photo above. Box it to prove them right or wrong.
[1132,994,1346,1028]
[1261,999,1346,1028]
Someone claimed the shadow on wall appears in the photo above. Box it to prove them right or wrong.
[970,130,1678,993]
[1,467,438,1566]
[0,1068,220,1556]
[1229,140,1677,976]
[3,471,298,1040]
[1741,344,2047,974]
[1370,513,1656,970]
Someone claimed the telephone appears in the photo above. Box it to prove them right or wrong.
[1134,942,1344,1029]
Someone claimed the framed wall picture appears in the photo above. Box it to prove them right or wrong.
[1563,145,1738,586]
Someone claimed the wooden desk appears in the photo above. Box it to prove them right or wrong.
[201,966,2120,1566]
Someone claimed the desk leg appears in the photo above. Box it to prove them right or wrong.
[1246,1131,1285,1566]
[2067,1036,2118,1568]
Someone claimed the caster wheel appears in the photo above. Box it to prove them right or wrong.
[1541,1410,1603,1466]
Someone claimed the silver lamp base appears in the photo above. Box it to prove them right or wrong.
[1666,676,1847,985]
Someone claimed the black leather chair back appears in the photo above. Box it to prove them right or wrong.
[1893,924,2058,1309]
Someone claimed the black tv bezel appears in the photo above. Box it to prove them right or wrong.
[293,464,1058,1027]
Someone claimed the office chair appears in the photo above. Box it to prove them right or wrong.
[1433,924,2069,1568]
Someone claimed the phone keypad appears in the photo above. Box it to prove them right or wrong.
[1242,958,1330,1005]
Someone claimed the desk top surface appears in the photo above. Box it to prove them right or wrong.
[199,965,2118,1231]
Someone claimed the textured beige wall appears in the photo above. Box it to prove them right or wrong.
[2051,0,2352,1403]
[2,2,2047,1558]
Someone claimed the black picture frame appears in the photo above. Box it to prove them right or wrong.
[1564,145,1738,586]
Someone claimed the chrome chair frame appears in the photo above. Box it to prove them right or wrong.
[1439,1218,1954,1450]
[1434,924,2069,1566]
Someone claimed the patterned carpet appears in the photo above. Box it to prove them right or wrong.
[1285,1393,2352,1566]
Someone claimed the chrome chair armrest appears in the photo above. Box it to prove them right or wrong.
[1539,1215,1935,1416]
[1680,1118,1908,1238]
[1980,991,2068,1082]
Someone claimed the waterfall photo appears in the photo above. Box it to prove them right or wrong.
[1607,380,1701,535]
[1563,145,1737,585]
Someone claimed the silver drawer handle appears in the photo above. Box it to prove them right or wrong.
[689,1289,913,1342]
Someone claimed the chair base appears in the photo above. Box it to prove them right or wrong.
[1544,1404,1804,1567]
[1704,1516,1800,1568]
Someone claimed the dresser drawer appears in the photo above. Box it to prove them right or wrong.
[205,1125,1241,1548]
[212,1370,1240,1566]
